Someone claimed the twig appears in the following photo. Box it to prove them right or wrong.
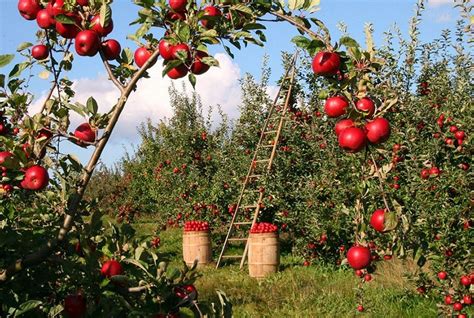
[370,153,392,213]
[0,49,161,283]
[99,51,125,94]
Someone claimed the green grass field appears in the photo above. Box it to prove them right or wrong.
[134,222,438,318]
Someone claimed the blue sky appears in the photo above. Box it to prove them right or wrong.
[0,0,462,166]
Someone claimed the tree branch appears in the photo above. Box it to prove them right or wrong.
[99,51,125,94]
[370,153,392,213]
[0,49,161,283]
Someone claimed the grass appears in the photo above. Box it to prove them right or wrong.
[133,221,437,318]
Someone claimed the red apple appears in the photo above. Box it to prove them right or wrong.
[191,51,210,75]
[324,96,349,118]
[338,127,367,152]
[101,39,121,60]
[74,123,96,143]
[201,6,222,28]
[46,0,65,17]
[55,13,81,39]
[76,0,89,6]
[365,117,390,144]
[312,51,340,76]
[356,97,375,117]
[36,9,55,29]
[159,39,175,60]
[370,209,385,232]
[169,0,187,12]
[0,151,14,167]
[460,275,471,286]
[18,0,41,20]
[347,246,371,269]
[334,119,354,136]
[134,47,154,68]
[445,295,452,305]
[75,30,100,56]
[429,166,440,176]
[64,294,86,318]
[167,10,186,21]
[167,64,188,79]
[437,271,448,280]
[101,259,123,277]
[463,295,472,305]
[172,43,190,60]
[31,44,49,60]
[453,302,463,311]
[454,131,465,140]
[90,15,113,37]
[420,169,430,179]
[20,165,49,191]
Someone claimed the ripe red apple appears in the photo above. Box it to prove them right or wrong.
[101,39,121,60]
[169,0,187,12]
[64,294,86,318]
[201,6,222,28]
[347,245,371,269]
[357,305,364,312]
[56,13,81,39]
[167,64,188,79]
[460,275,471,286]
[365,117,390,144]
[172,43,190,60]
[453,302,463,311]
[0,151,14,167]
[338,127,367,152]
[75,30,100,56]
[437,271,448,280]
[36,9,55,29]
[312,51,340,76]
[370,209,385,232]
[76,0,89,6]
[356,97,375,117]
[324,96,349,118]
[463,295,472,305]
[46,0,65,17]
[159,39,175,60]
[191,51,210,75]
[18,0,41,20]
[420,169,430,179]
[454,131,465,140]
[167,10,186,21]
[429,166,440,176]
[20,165,49,191]
[90,15,113,37]
[32,44,49,60]
[364,274,372,282]
[445,295,453,305]
[334,119,354,136]
[74,123,96,143]
[134,47,154,68]
[101,259,123,278]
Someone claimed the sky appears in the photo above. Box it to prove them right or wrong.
[0,0,464,166]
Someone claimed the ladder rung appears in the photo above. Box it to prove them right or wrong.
[254,159,270,163]
[241,204,258,209]
[259,144,274,148]
[248,174,262,178]
[222,255,243,259]
[263,130,277,134]
[234,222,253,225]
[244,189,260,193]
[228,238,248,242]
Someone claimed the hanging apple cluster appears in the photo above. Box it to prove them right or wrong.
[312,51,391,153]
[18,0,122,60]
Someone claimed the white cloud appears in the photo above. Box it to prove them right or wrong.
[31,53,243,145]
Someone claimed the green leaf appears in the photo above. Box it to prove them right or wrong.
[291,35,311,49]
[0,54,15,68]
[17,42,33,52]
[14,300,42,317]
[55,14,76,24]
[339,36,360,49]
[8,62,29,78]
[87,96,98,115]
[100,3,112,28]
[188,73,196,89]
[0,74,5,88]
[38,70,50,79]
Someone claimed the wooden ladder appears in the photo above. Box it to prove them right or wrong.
[216,52,299,269]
